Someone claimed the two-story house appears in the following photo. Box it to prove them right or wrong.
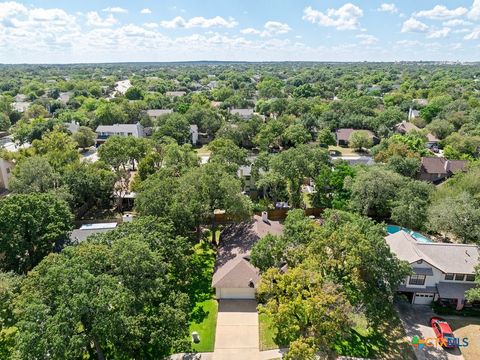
[386,230,478,309]
[95,123,145,145]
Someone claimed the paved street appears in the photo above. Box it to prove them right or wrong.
[396,302,464,360]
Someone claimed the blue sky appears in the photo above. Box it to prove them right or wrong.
[1,0,480,63]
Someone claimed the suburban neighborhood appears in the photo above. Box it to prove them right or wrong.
[2,1,480,360]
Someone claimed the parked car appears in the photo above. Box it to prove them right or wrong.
[430,317,456,348]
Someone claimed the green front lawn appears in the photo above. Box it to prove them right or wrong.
[258,310,415,359]
[185,239,218,353]
[259,312,281,351]
[189,298,218,352]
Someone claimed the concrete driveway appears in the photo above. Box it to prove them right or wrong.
[213,300,259,360]
[396,302,464,360]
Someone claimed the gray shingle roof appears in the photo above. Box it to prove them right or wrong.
[437,282,476,299]
[212,215,284,289]
[386,230,479,274]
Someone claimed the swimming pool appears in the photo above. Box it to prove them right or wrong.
[386,225,432,243]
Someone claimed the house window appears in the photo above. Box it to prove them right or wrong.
[466,274,475,282]
[455,274,465,281]
[445,273,454,280]
[409,274,426,285]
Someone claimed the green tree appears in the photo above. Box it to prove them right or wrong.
[349,168,405,218]
[154,113,191,144]
[0,272,21,360]
[32,130,79,170]
[208,137,248,169]
[9,156,59,193]
[282,124,311,147]
[72,126,96,150]
[63,162,115,210]
[0,113,11,131]
[250,234,286,272]
[94,102,127,126]
[316,128,336,147]
[428,192,480,243]
[0,193,73,274]
[304,210,411,323]
[284,337,317,360]
[426,119,455,140]
[257,267,352,354]
[391,180,433,230]
[124,86,144,100]
[269,146,330,208]
[13,217,192,360]
[348,130,373,151]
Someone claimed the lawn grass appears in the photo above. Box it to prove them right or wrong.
[443,317,480,360]
[258,312,280,351]
[185,239,218,353]
[258,309,415,359]
[328,145,363,156]
[195,145,211,156]
[334,312,416,360]
[189,298,218,352]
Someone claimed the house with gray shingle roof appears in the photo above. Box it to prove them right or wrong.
[212,213,284,299]
[386,230,478,309]
[417,157,467,183]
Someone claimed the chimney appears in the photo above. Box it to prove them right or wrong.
[261,211,268,223]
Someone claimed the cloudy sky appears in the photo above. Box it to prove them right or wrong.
[1,0,480,63]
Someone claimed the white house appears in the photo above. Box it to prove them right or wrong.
[190,124,198,146]
[386,231,479,309]
[0,157,14,191]
[230,108,254,120]
[95,123,144,145]
[145,109,173,119]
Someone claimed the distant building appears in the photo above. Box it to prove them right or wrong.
[12,101,31,113]
[58,92,73,104]
[335,128,378,147]
[65,121,80,134]
[145,109,173,119]
[70,223,118,244]
[166,91,186,97]
[0,158,14,192]
[408,108,420,121]
[395,120,420,134]
[417,157,468,183]
[95,123,145,145]
[190,124,198,146]
[230,108,254,120]
[413,98,429,106]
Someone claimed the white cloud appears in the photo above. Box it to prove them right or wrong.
[396,40,421,47]
[143,22,158,29]
[86,11,117,27]
[469,0,480,20]
[302,4,363,30]
[240,28,261,35]
[102,7,128,14]
[160,16,238,29]
[413,5,467,20]
[356,34,378,45]
[378,3,398,14]
[0,1,27,20]
[241,21,291,37]
[443,19,472,27]
[465,28,480,40]
[141,8,152,15]
[401,18,429,33]
[427,27,451,38]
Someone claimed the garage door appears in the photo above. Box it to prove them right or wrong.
[218,288,256,299]
[413,293,435,305]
